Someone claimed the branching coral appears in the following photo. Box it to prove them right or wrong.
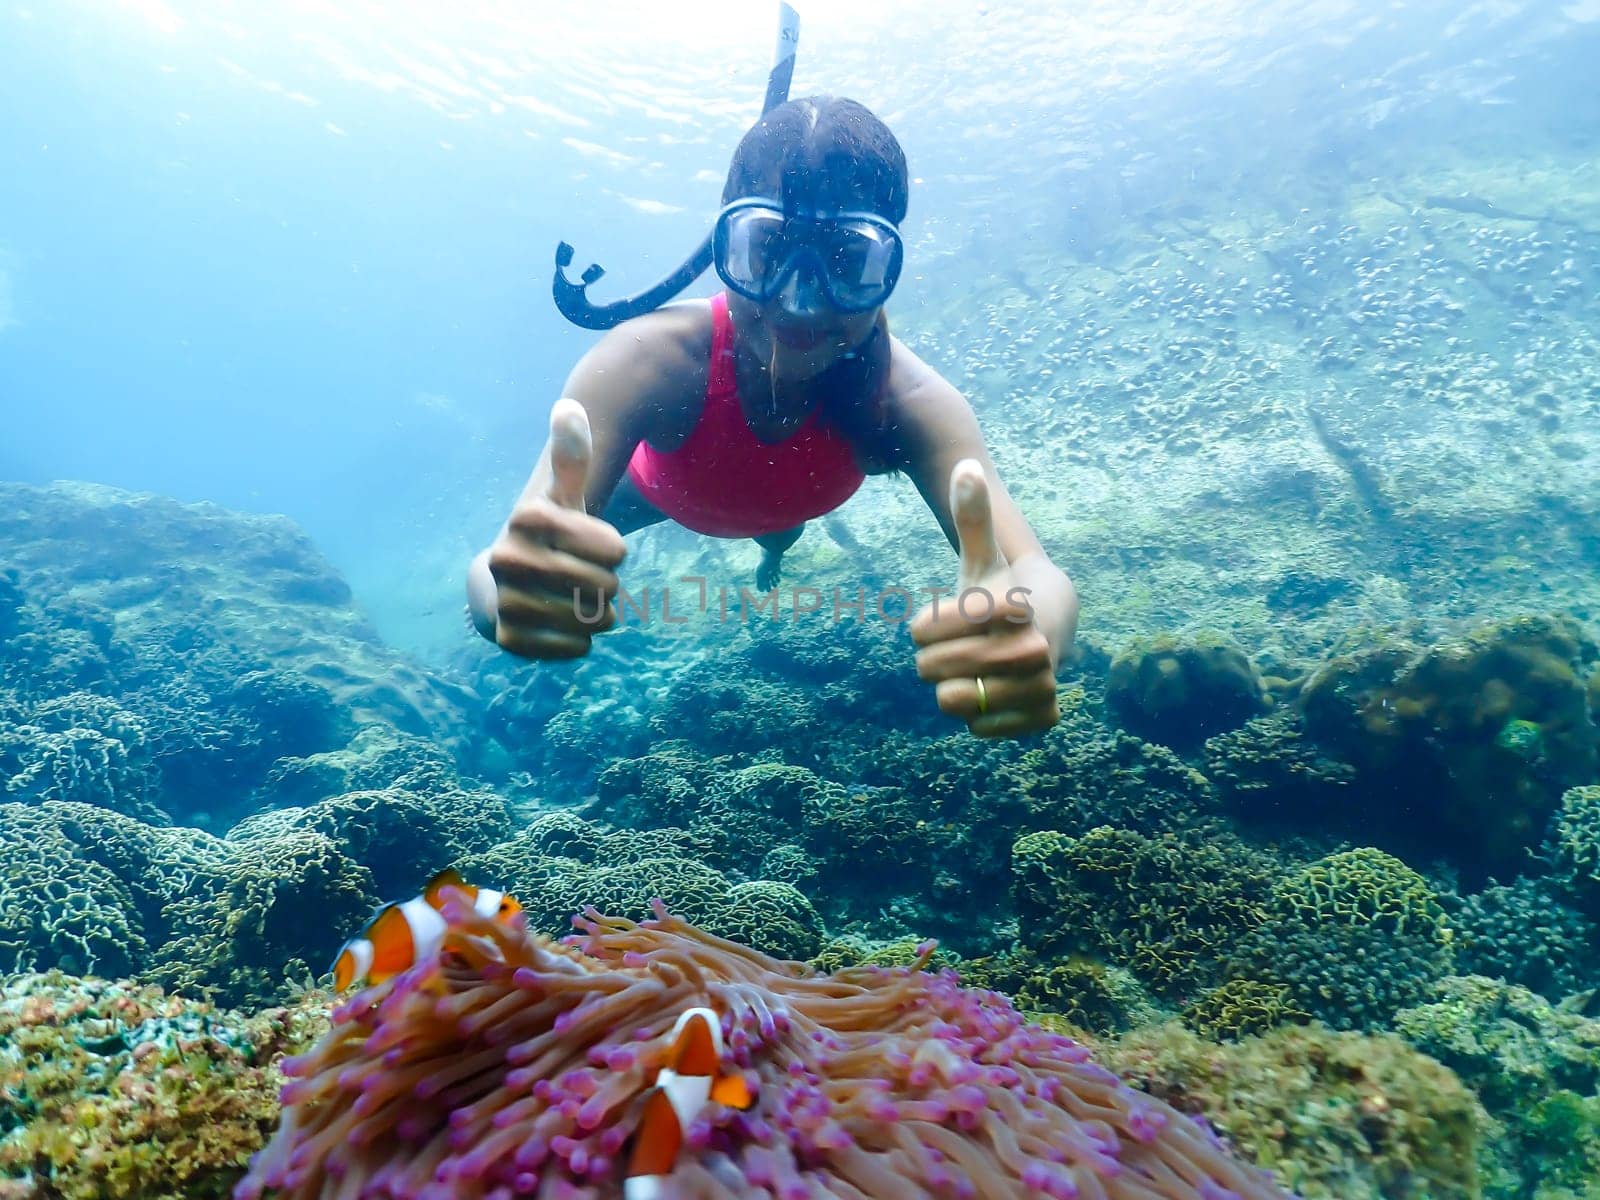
[1551,784,1600,915]
[1445,876,1599,999]
[237,900,1290,1199]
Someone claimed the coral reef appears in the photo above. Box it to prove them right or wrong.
[996,687,1219,837]
[1181,980,1309,1043]
[1202,711,1356,827]
[956,947,1165,1036]
[1295,615,1599,877]
[1011,825,1276,1003]
[0,971,328,1200]
[0,799,390,1009]
[1395,975,1600,1196]
[238,899,1290,1199]
[0,482,491,829]
[458,810,826,961]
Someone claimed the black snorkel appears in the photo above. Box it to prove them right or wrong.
[552,2,800,331]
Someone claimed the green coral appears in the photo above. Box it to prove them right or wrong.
[1183,978,1309,1041]
[1107,633,1269,748]
[460,811,822,961]
[705,880,825,962]
[1011,825,1274,1002]
[1203,710,1357,822]
[1231,847,1453,1030]
[1101,1020,1484,1199]
[0,694,164,823]
[809,934,958,975]
[997,685,1219,836]
[0,805,148,979]
[1552,785,1600,914]
[149,823,375,1007]
[227,788,460,902]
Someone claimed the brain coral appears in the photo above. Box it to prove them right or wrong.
[238,899,1290,1199]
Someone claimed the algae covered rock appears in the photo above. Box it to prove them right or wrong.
[1395,975,1600,1196]
[1107,633,1269,748]
[1101,1020,1484,1199]
[0,972,328,1200]
[1296,614,1599,877]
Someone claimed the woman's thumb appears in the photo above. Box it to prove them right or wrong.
[950,459,1005,590]
[546,398,593,512]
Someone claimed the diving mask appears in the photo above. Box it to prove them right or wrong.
[712,198,904,314]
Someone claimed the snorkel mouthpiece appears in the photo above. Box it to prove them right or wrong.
[552,3,801,330]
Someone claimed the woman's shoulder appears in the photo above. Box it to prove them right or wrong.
[576,299,714,441]
[883,333,962,408]
[601,298,715,392]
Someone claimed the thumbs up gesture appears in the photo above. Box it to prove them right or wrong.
[485,398,627,660]
[910,460,1060,737]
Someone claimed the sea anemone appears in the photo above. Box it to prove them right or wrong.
[237,893,1289,1199]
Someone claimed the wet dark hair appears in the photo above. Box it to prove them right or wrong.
[723,96,909,224]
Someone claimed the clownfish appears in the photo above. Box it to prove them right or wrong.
[329,868,522,992]
[624,1007,756,1200]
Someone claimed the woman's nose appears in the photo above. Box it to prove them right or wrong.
[776,264,828,318]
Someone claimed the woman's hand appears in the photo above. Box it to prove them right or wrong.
[910,460,1062,738]
[477,399,627,660]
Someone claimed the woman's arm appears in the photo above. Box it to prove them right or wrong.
[887,340,1079,671]
[467,305,708,652]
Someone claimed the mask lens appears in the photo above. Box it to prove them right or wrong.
[714,202,903,311]
[816,221,897,307]
[717,206,790,299]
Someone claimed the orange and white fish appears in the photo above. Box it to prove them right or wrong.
[329,868,522,992]
[624,1006,755,1200]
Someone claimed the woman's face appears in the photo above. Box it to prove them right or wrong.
[721,198,891,373]
[729,281,882,370]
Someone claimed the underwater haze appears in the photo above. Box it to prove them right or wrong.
[2,0,1592,657]
[3,1,1600,1198]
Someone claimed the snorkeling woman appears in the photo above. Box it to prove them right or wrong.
[466,97,1078,738]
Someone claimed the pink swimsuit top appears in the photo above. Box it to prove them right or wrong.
[625,292,868,538]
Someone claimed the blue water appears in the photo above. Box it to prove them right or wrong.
[1,0,1596,659]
